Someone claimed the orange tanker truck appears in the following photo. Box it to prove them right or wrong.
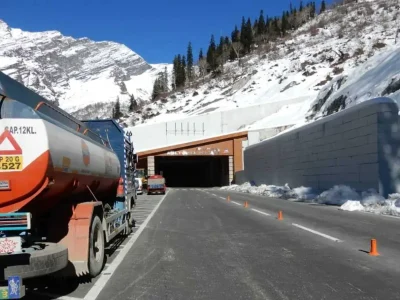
[0,71,138,299]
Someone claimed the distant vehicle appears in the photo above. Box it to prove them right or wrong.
[136,168,148,188]
[135,177,143,195]
[147,175,166,195]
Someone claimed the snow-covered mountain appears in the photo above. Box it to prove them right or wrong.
[0,19,170,119]
[1,0,399,134]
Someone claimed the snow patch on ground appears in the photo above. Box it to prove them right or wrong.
[222,182,400,217]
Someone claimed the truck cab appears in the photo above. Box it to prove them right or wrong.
[147,175,166,195]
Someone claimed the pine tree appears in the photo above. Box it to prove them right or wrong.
[265,16,270,34]
[113,97,122,119]
[172,55,179,90]
[240,17,246,47]
[176,54,183,87]
[224,36,230,45]
[129,94,137,112]
[320,0,326,13]
[231,25,240,42]
[187,42,194,82]
[152,74,165,100]
[299,1,304,12]
[242,17,254,53]
[253,19,259,36]
[199,48,204,61]
[206,34,218,71]
[217,36,225,56]
[181,55,187,86]
[281,11,289,35]
[311,2,316,18]
[258,10,266,35]
[162,66,168,92]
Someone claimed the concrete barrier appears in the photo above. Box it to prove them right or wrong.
[242,97,400,197]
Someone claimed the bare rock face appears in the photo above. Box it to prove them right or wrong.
[0,19,152,114]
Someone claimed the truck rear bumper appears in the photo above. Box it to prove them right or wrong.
[147,190,166,194]
[0,243,68,281]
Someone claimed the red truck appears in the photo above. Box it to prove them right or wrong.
[147,175,166,195]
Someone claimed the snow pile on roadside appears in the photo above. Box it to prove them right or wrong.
[221,182,316,200]
[221,182,400,216]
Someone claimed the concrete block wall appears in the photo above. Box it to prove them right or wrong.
[242,97,400,197]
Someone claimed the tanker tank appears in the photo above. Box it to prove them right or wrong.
[0,72,121,215]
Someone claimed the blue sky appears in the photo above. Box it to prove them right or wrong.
[2,0,328,64]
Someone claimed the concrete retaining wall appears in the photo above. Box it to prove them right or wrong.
[128,97,306,152]
[242,97,400,197]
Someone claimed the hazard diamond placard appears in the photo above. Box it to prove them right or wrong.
[0,130,22,155]
[0,130,23,171]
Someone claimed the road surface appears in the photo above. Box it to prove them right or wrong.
[88,188,400,300]
[24,192,163,300]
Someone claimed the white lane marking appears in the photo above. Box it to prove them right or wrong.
[84,192,170,300]
[251,209,270,216]
[292,223,343,242]
[231,201,242,206]
[219,197,225,200]
[29,291,82,300]
[211,193,217,196]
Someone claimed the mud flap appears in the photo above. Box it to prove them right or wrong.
[57,202,103,277]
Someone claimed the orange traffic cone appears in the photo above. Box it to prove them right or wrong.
[244,201,249,208]
[227,195,230,202]
[369,239,380,256]
[278,211,283,220]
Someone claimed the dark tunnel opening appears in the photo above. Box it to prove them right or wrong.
[155,156,230,188]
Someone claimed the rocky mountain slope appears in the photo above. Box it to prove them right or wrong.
[0,19,161,117]
[0,0,399,133]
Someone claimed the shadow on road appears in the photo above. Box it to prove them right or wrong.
[24,232,131,299]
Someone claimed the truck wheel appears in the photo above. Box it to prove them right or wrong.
[88,215,105,277]
[3,243,68,279]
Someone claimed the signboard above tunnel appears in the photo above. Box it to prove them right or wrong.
[162,140,233,156]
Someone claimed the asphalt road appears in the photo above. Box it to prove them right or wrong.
[93,188,400,300]
[23,192,164,300]
[212,188,400,265]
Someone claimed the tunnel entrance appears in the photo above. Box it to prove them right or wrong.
[155,156,229,188]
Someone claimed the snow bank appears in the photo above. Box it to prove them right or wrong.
[221,182,400,217]
[221,182,316,201]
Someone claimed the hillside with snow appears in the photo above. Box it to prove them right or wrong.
[0,0,399,133]
[125,0,400,133]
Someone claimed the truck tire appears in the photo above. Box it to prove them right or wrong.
[3,243,68,279]
[88,215,105,277]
